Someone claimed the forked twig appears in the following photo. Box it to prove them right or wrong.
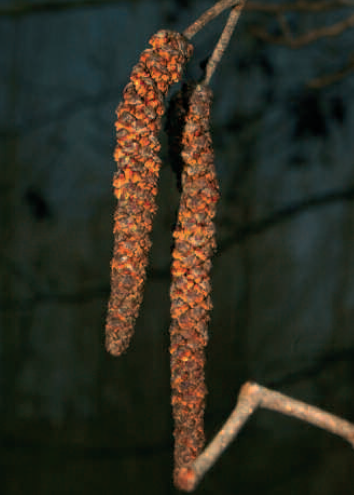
[184,0,242,39]
[183,0,354,41]
[203,2,246,85]
[177,381,354,492]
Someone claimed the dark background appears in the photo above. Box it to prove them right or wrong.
[1,0,354,493]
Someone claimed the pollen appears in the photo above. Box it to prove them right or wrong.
[167,83,220,485]
[105,31,193,357]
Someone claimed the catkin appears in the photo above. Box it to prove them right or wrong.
[106,31,193,357]
[168,83,219,486]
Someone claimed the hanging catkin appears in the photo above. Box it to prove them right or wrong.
[106,31,193,357]
[168,83,219,488]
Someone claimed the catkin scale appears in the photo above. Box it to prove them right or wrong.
[168,84,219,487]
[106,31,193,357]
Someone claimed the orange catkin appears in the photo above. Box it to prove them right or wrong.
[168,83,219,486]
[106,31,193,356]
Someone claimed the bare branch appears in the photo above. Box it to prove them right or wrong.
[217,185,354,256]
[203,3,246,85]
[1,0,352,18]
[185,0,354,90]
[183,0,353,40]
[307,53,354,87]
[177,381,354,491]
[252,11,354,48]
[245,0,354,13]
[184,0,242,40]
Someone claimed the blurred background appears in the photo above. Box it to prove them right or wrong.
[1,0,354,493]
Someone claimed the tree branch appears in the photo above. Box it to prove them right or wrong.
[203,3,245,85]
[0,0,352,18]
[252,11,354,48]
[177,381,354,491]
[217,185,354,256]
[307,53,354,88]
[183,0,241,40]
[245,0,354,13]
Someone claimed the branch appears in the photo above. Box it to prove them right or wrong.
[203,3,245,85]
[1,0,352,18]
[183,0,353,40]
[3,184,353,307]
[307,53,354,88]
[217,185,354,256]
[184,0,242,40]
[252,11,354,48]
[177,381,354,491]
[245,0,354,13]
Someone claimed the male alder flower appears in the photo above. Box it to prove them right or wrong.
[168,83,219,487]
[106,31,193,356]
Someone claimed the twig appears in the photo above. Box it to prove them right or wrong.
[177,381,354,491]
[252,11,354,48]
[244,0,354,13]
[1,0,352,18]
[182,0,354,50]
[183,0,242,40]
[203,3,246,85]
[308,54,354,88]
[182,0,354,40]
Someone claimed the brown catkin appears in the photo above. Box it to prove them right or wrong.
[168,83,219,487]
[106,31,193,357]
